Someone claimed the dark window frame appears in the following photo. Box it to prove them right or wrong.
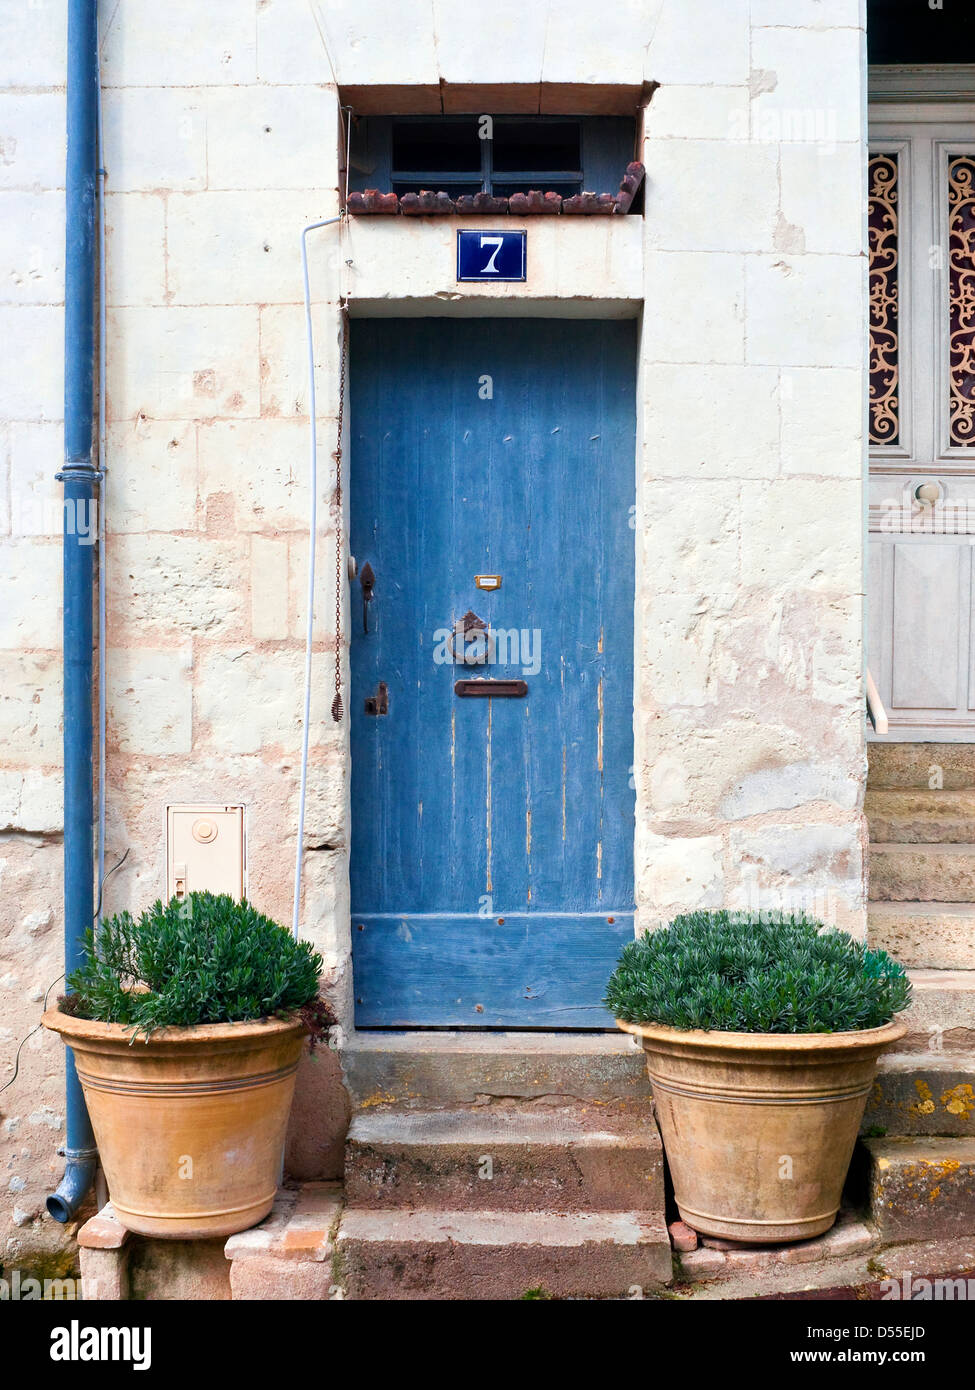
[349,114,637,201]
[390,116,584,196]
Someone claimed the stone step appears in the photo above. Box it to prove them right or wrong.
[345,1099,664,1213]
[674,1231,975,1300]
[868,902,975,970]
[339,1029,648,1107]
[868,743,975,791]
[337,1206,672,1299]
[869,843,975,902]
[864,1052,975,1137]
[676,1207,878,1288]
[898,970,975,1052]
[865,789,975,844]
[863,1137,975,1241]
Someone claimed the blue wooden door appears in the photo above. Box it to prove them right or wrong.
[349,319,636,1027]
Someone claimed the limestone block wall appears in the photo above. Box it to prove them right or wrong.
[634,0,869,936]
[0,0,869,1269]
[1,0,74,1279]
[0,0,352,1272]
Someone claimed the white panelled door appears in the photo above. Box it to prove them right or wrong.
[869,100,975,741]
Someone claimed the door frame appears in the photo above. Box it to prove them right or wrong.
[345,305,643,1028]
[868,72,975,740]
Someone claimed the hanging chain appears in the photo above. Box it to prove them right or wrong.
[330,308,349,722]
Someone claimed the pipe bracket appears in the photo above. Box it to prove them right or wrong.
[56,466,104,483]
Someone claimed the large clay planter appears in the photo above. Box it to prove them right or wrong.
[618,1019,905,1244]
[43,1009,307,1239]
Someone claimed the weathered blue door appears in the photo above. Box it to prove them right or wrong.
[349,319,636,1027]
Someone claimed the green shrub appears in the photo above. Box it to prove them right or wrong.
[65,892,329,1037]
[604,910,911,1034]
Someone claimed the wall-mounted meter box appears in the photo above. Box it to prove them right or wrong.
[166,804,246,902]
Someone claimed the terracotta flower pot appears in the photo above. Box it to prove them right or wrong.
[42,1009,307,1239]
[617,1019,906,1244]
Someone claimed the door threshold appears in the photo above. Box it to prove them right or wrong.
[339,1028,648,1107]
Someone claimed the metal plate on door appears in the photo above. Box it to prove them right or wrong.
[455,679,527,698]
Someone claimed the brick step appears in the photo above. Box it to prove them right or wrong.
[898,970,975,1052]
[869,902,975,970]
[869,843,975,902]
[337,1207,672,1299]
[865,789,975,843]
[864,1137,975,1241]
[868,743,975,791]
[345,1099,664,1213]
[864,1052,975,1136]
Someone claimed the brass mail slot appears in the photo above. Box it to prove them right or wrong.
[455,679,528,698]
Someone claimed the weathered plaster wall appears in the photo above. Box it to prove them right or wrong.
[634,0,868,936]
[1,0,75,1279]
[0,0,869,1269]
[0,0,353,1271]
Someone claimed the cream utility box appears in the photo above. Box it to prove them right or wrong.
[165,804,246,902]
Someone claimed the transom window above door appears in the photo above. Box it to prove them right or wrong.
[348,114,637,202]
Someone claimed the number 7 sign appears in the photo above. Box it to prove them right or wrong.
[457,230,527,282]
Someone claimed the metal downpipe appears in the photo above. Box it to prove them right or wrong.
[48,0,100,1224]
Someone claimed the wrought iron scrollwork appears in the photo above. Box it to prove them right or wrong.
[948,155,975,448]
[869,153,899,448]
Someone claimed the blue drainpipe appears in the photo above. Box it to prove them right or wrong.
[48,0,100,1224]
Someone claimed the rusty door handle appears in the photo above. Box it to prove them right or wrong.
[364,681,388,715]
[360,561,375,633]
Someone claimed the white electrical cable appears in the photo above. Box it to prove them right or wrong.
[95,34,107,926]
[293,215,343,938]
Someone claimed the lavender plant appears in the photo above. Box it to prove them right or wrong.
[605,910,911,1034]
[65,892,331,1038]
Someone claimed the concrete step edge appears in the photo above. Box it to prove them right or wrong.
[866,789,975,804]
[871,842,975,856]
[870,902,975,918]
[866,814,975,844]
[340,1030,649,1105]
[338,1207,669,1246]
[347,1104,660,1150]
[908,969,975,988]
[878,1049,975,1072]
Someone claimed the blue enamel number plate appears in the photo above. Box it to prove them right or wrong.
[456,229,526,282]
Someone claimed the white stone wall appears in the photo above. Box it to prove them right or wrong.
[0,0,869,1266]
[0,0,352,1271]
[635,0,868,935]
[1,0,72,1278]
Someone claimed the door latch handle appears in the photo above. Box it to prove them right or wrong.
[360,561,376,634]
[364,681,388,716]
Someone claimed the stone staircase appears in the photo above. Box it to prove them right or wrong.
[74,780,975,1301]
[866,744,975,1029]
[337,1098,672,1299]
[863,744,975,1157]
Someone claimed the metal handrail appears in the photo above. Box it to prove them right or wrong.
[866,667,889,735]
